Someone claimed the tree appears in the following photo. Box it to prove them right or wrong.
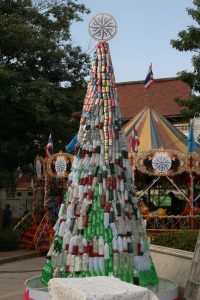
[0,0,90,184]
[170,0,200,118]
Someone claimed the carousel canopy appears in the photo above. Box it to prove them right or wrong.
[124,106,199,154]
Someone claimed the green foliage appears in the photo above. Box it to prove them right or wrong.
[0,0,90,179]
[151,229,198,252]
[170,0,200,118]
[0,227,20,251]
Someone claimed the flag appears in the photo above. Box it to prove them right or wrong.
[131,126,140,153]
[65,135,78,153]
[188,119,197,152]
[144,63,154,89]
[45,134,54,158]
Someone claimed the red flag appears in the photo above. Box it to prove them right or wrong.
[45,134,54,158]
[144,63,154,89]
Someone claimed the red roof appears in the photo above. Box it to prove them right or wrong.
[116,77,190,120]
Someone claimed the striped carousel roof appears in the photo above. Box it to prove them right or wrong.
[124,106,190,154]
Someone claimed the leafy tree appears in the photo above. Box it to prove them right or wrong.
[170,0,200,118]
[0,0,90,184]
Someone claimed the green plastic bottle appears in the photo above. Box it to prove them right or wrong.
[109,243,113,257]
[116,255,123,279]
[97,196,101,208]
[104,229,109,243]
[108,227,113,242]
[96,225,100,237]
[99,223,105,236]
[41,257,53,286]
[122,268,129,283]
[61,269,68,278]
[54,236,63,252]
[87,226,92,240]
[104,259,109,276]
[128,266,134,284]
[139,270,147,287]
[108,258,114,274]
[149,264,159,286]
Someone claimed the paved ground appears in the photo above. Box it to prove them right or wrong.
[0,250,37,265]
[0,256,45,300]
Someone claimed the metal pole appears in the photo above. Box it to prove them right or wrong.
[137,177,160,201]
[189,173,194,216]
[166,176,190,202]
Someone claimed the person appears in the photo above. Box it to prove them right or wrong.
[167,192,183,215]
[2,204,12,228]
[149,201,156,212]
[66,158,72,173]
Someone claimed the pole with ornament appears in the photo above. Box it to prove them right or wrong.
[41,13,159,288]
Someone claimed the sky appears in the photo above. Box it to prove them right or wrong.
[71,0,195,83]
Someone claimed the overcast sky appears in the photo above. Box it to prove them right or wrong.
[71,0,195,83]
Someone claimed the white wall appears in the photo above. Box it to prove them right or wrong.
[150,245,193,298]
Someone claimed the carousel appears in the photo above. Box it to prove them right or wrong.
[124,107,200,231]
[14,151,73,254]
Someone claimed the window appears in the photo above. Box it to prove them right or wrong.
[16,192,22,197]
[27,191,32,196]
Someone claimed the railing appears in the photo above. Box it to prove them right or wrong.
[145,215,200,230]
[34,212,53,253]
[13,212,36,238]
[174,123,189,136]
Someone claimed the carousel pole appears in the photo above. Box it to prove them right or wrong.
[187,119,197,216]
[44,134,54,210]
[130,125,140,188]
[189,173,194,216]
[33,158,38,212]
[43,163,49,210]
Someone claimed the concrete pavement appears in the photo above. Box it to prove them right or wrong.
[0,256,45,300]
[0,249,37,265]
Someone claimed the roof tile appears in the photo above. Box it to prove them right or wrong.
[116,77,190,119]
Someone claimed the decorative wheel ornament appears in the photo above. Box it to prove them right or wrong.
[152,152,172,173]
[47,152,73,178]
[34,156,45,180]
[89,13,117,41]
[36,161,41,177]
[55,156,67,176]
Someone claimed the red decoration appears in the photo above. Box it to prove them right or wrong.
[188,155,194,169]
[23,288,34,300]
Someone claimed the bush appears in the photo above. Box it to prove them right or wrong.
[0,227,20,251]
[151,229,198,252]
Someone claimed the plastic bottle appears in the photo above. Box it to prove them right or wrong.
[133,269,139,285]
[54,235,63,253]
[41,256,53,286]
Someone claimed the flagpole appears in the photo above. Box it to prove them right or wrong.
[148,86,152,108]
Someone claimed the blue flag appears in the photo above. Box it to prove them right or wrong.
[66,135,78,153]
[188,120,197,152]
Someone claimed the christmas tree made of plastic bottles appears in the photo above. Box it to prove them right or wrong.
[41,41,159,287]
